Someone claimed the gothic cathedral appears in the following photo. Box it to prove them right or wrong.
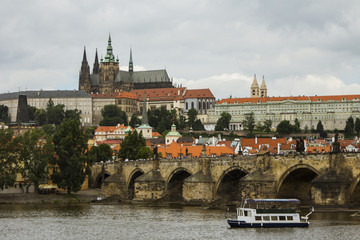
[79,34,173,94]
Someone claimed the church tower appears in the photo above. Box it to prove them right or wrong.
[260,75,267,98]
[99,34,119,94]
[79,47,91,92]
[251,74,259,98]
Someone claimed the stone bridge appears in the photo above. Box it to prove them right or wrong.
[90,153,360,207]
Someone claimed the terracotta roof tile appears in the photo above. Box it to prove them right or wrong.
[183,89,215,99]
[218,94,360,104]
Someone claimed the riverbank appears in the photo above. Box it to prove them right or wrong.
[0,189,101,204]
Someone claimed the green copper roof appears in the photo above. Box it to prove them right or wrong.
[102,34,116,63]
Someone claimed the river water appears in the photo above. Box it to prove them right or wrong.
[0,204,359,240]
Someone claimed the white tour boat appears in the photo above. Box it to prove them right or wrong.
[227,199,312,228]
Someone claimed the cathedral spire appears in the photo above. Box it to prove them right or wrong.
[79,46,91,92]
[93,48,99,74]
[82,46,88,63]
[129,47,133,73]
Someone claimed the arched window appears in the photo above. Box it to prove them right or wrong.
[191,102,194,109]
[186,102,188,110]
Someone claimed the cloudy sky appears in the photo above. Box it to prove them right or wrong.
[1,0,360,99]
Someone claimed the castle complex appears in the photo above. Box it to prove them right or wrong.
[79,35,173,94]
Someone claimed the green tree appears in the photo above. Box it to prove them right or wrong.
[65,109,82,123]
[316,120,324,133]
[177,115,187,130]
[193,119,205,131]
[147,106,173,133]
[89,144,113,163]
[118,131,147,160]
[0,129,19,190]
[0,105,9,123]
[85,125,98,138]
[304,125,309,133]
[51,119,93,194]
[19,129,54,191]
[242,112,255,135]
[42,124,55,136]
[187,108,198,128]
[137,146,151,159]
[344,116,355,138]
[276,120,293,135]
[355,118,360,136]
[294,118,301,133]
[263,119,272,133]
[100,105,128,126]
[129,114,142,128]
[35,108,47,126]
[28,105,37,122]
[46,99,65,125]
[215,112,232,131]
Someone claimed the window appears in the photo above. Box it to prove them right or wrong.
[186,102,188,110]
[279,216,286,221]
[263,216,270,221]
[271,216,278,221]
[287,216,293,221]
[255,216,262,221]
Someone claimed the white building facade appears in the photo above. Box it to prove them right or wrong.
[208,95,360,131]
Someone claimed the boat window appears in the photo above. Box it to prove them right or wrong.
[279,216,286,221]
[271,216,278,221]
[244,211,248,216]
[263,216,270,221]
[287,216,293,221]
[255,216,262,221]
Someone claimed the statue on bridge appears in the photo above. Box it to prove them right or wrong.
[296,137,305,154]
[332,133,341,153]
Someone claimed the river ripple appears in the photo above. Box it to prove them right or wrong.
[0,204,359,240]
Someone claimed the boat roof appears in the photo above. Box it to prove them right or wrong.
[245,199,300,203]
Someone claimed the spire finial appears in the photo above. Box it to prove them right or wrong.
[129,47,134,73]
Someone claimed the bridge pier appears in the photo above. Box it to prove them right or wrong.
[239,169,277,199]
[134,170,165,200]
[311,169,351,207]
[183,170,215,202]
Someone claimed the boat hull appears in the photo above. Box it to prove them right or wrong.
[227,219,309,228]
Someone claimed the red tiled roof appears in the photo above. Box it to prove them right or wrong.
[95,126,117,132]
[103,139,123,144]
[157,142,234,158]
[152,132,161,137]
[218,94,360,104]
[183,89,215,99]
[115,91,138,100]
[132,88,186,102]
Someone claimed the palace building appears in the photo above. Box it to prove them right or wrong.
[79,34,173,94]
[207,77,360,131]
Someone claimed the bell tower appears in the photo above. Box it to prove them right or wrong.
[251,74,259,98]
[260,75,267,98]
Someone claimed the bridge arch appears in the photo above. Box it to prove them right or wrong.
[214,166,248,202]
[348,173,360,206]
[94,171,111,188]
[127,168,145,200]
[276,164,319,204]
[165,167,192,202]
